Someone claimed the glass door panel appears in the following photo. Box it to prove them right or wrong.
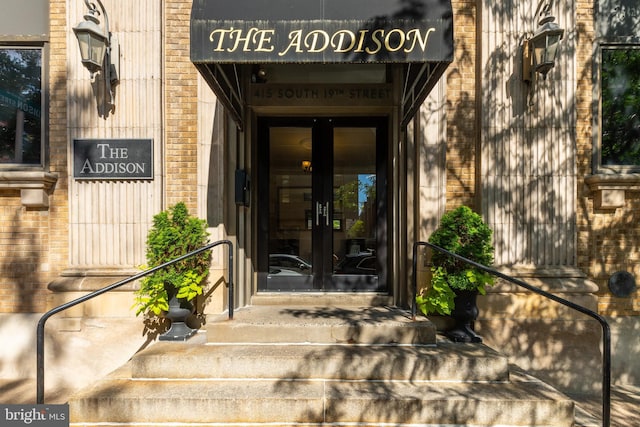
[266,127,314,290]
[330,126,380,290]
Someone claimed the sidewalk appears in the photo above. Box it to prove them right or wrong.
[570,384,640,427]
[0,378,71,405]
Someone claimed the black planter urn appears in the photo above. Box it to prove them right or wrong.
[445,290,483,343]
[159,294,197,341]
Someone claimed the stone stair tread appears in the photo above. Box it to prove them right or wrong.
[206,305,436,344]
[250,292,395,306]
[130,341,509,382]
[70,377,573,426]
[208,305,422,326]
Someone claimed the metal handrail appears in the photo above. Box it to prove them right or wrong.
[36,239,234,404]
[412,241,611,427]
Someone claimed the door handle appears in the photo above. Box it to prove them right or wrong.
[324,202,330,226]
[316,202,322,226]
[316,202,330,227]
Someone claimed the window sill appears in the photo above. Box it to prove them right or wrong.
[585,173,640,210]
[0,170,58,208]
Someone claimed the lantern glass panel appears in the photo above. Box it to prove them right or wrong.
[87,33,107,68]
[543,34,561,63]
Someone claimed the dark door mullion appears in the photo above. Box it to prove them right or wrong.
[311,120,324,289]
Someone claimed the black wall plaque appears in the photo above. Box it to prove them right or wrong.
[73,139,153,180]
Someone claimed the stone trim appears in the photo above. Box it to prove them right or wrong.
[488,266,599,294]
[48,269,141,292]
[0,171,58,207]
[585,174,640,210]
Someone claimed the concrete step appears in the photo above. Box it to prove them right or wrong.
[129,341,510,382]
[207,305,437,344]
[251,292,395,307]
[69,376,574,426]
[68,305,575,427]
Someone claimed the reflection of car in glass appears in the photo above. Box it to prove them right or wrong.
[269,254,312,275]
[334,252,377,275]
[268,267,306,276]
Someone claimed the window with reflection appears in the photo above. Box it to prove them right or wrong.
[601,47,640,168]
[0,48,43,165]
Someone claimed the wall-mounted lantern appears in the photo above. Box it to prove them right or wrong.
[73,0,119,107]
[523,0,564,82]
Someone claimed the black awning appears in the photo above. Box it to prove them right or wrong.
[190,0,454,128]
[191,0,453,64]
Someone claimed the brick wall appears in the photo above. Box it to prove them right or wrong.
[164,0,200,213]
[446,0,477,210]
[48,0,69,300]
[575,0,640,316]
[0,0,68,313]
[580,197,640,315]
[0,193,51,312]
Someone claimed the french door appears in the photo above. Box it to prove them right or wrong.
[257,117,388,291]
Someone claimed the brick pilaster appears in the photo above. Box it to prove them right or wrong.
[446,0,477,210]
[164,0,200,213]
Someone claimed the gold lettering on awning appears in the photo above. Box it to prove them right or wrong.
[208,27,436,57]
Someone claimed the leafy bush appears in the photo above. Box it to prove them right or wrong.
[134,202,210,316]
[416,206,495,315]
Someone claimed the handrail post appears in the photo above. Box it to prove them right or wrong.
[411,242,418,319]
[601,318,611,427]
[227,240,234,320]
[36,314,47,404]
[411,241,428,320]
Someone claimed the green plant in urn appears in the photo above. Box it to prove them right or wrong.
[134,202,210,340]
[416,205,494,342]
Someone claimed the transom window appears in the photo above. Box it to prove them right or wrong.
[0,47,43,166]
[600,46,640,169]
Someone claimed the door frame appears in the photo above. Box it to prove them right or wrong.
[256,116,389,292]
